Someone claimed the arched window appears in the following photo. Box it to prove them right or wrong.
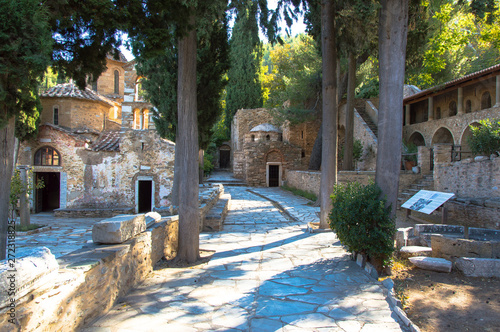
[34,147,60,166]
[251,135,255,142]
[266,134,270,141]
[465,100,472,113]
[53,106,59,125]
[481,92,491,110]
[114,70,120,94]
[449,101,457,116]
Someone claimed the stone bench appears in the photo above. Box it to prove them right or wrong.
[400,246,433,259]
[92,212,161,244]
[203,193,231,232]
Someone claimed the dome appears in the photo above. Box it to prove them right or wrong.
[250,123,281,133]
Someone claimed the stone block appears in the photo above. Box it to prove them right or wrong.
[0,247,58,309]
[414,224,464,237]
[484,198,500,209]
[400,246,432,259]
[92,214,147,244]
[409,256,452,273]
[431,234,495,261]
[356,253,366,268]
[145,211,161,228]
[395,227,414,249]
[468,227,500,241]
[455,257,500,278]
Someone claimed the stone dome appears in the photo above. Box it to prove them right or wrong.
[250,123,281,133]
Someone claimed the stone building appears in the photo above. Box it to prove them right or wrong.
[17,53,176,216]
[230,108,321,187]
[403,63,500,154]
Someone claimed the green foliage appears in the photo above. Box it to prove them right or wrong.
[281,184,317,202]
[0,0,52,130]
[340,139,364,168]
[16,224,44,232]
[403,141,418,163]
[262,34,322,114]
[329,182,395,262]
[9,168,44,221]
[468,119,500,156]
[355,57,379,98]
[203,153,214,175]
[133,12,230,149]
[225,1,263,127]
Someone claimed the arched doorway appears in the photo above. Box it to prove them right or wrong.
[408,131,426,146]
[460,122,481,159]
[34,147,61,212]
[219,145,231,169]
[481,91,492,110]
[432,127,454,146]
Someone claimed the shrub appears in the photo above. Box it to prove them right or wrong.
[468,118,500,156]
[329,182,395,267]
[203,154,214,175]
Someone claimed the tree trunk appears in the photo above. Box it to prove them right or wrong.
[308,125,322,170]
[343,52,356,171]
[171,136,180,208]
[319,0,338,229]
[176,15,200,263]
[376,0,409,217]
[0,117,16,260]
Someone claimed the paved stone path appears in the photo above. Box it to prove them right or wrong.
[84,186,405,332]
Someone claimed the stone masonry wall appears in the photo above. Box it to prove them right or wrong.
[283,119,321,169]
[285,170,420,197]
[0,217,178,332]
[434,155,500,198]
[232,108,275,153]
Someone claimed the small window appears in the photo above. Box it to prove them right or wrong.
[278,133,283,141]
[301,131,304,139]
[266,134,270,141]
[481,92,491,110]
[301,150,305,158]
[449,101,457,116]
[114,70,120,94]
[251,135,255,142]
[465,100,472,113]
[34,147,60,166]
[53,106,59,125]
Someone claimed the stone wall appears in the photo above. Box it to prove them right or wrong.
[96,58,126,97]
[285,170,420,197]
[434,155,500,198]
[18,127,175,212]
[0,216,178,332]
[283,119,321,169]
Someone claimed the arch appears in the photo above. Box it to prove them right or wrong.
[114,70,120,94]
[465,99,472,113]
[431,127,454,146]
[449,100,457,116]
[53,105,60,126]
[460,121,481,155]
[266,134,270,141]
[408,131,426,146]
[265,149,283,163]
[133,108,141,129]
[219,144,231,169]
[135,77,145,101]
[34,146,61,166]
[481,91,492,109]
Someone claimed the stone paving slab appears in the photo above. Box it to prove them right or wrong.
[83,186,407,331]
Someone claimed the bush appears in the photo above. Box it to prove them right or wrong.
[468,119,500,156]
[329,182,395,267]
[203,154,214,175]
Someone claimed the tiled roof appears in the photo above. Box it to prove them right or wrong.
[41,83,117,106]
[91,131,121,152]
[40,123,90,142]
[404,63,500,103]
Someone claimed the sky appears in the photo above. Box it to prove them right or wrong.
[119,1,307,61]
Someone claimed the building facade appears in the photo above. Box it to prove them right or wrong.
[18,54,175,216]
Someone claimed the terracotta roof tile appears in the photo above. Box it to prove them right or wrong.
[92,131,121,152]
[41,83,117,106]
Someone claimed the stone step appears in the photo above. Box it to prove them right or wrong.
[409,256,452,273]
[203,193,231,232]
[400,246,432,259]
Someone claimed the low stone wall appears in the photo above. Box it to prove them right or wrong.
[54,207,134,218]
[0,216,178,332]
[285,170,420,197]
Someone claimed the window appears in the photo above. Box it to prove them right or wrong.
[481,92,491,110]
[278,133,283,141]
[34,147,60,166]
[251,135,255,142]
[266,134,270,141]
[53,106,59,125]
[114,70,120,94]
[449,101,457,116]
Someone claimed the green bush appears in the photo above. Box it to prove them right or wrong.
[468,119,500,156]
[329,182,395,264]
[281,184,317,202]
[203,154,214,175]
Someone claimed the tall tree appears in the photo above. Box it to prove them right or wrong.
[319,0,337,228]
[226,0,263,127]
[376,0,409,216]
